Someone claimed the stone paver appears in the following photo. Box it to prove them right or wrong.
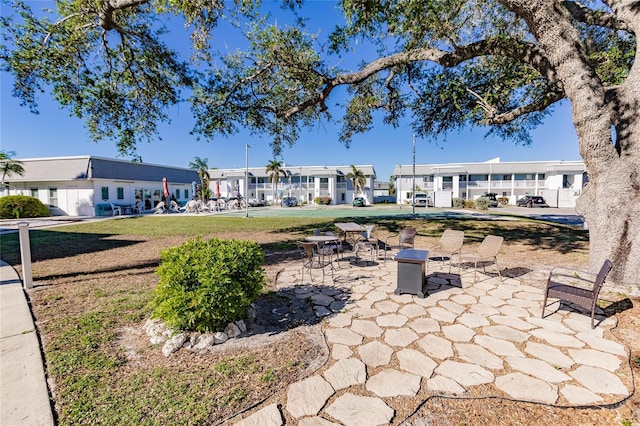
[366,369,422,397]
[286,376,334,418]
[325,328,364,346]
[234,259,632,426]
[408,317,440,334]
[524,342,574,369]
[416,334,454,359]
[235,404,283,426]
[325,393,394,425]
[568,348,622,372]
[322,358,367,390]
[376,313,409,327]
[495,373,558,404]
[455,343,504,370]
[530,329,586,348]
[350,319,384,337]
[397,348,438,377]
[442,324,475,342]
[483,325,530,343]
[435,360,494,387]
[474,335,524,357]
[358,341,394,367]
[427,375,466,395]
[570,366,629,395]
[384,328,419,346]
[506,357,572,383]
[561,385,603,405]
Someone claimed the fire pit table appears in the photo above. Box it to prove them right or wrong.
[393,249,429,298]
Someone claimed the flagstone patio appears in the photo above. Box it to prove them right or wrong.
[234,256,632,425]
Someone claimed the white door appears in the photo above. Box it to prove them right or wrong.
[67,188,79,216]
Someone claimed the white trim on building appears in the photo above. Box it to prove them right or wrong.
[208,164,376,205]
[393,158,586,208]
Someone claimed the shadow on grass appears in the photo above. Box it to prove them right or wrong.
[0,229,141,266]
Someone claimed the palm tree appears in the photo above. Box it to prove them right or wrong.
[346,165,366,199]
[188,157,210,200]
[389,175,396,197]
[0,150,25,189]
[265,160,286,202]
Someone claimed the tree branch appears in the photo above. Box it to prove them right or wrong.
[562,1,633,33]
[484,88,565,124]
[280,37,560,119]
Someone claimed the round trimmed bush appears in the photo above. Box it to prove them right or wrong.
[152,237,266,332]
[0,195,50,219]
[475,197,490,210]
[453,198,465,209]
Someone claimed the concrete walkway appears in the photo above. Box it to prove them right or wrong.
[233,257,631,425]
[0,261,54,426]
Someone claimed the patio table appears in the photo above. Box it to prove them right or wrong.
[334,222,366,247]
[305,235,343,265]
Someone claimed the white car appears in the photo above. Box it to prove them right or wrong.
[411,193,431,207]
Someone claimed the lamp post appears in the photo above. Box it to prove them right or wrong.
[245,143,250,218]
[412,134,416,218]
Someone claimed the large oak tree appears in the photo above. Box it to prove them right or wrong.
[1,0,638,286]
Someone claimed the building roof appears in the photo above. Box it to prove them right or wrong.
[6,156,198,183]
[209,164,376,179]
[394,159,585,175]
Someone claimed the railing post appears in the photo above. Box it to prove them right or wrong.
[17,222,33,289]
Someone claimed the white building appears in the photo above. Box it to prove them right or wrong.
[208,164,376,205]
[394,158,586,208]
[1,156,199,215]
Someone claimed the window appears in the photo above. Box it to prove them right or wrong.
[30,188,38,198]
[101,187,109,200]
[49,188,58,206]
[175,189,180,199]
[117,187,124,200]
[469,174,488,181]
[337,176,346,183]
[423,175,434,183]
[442,176,453,190]
[185,189,188,199]
[341,193,345,201]
[459,175,468,182]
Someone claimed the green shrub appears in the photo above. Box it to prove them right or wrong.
[464,199,476,209]
[152,237,266,332]
[475,197,490,210]
[498,197,509,205]
[453,198,465,209]
[314,196,331,205]
[0,195,50,219]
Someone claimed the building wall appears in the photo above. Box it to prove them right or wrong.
[2,156,199,216]
[393,160,586,208]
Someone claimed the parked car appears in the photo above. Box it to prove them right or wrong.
[280,197,298,207]
[353,197,366,207]
[247,198,268,207]
[482,192,499,207]
[516,195,549,207]
[411,192,431,207]
[47,204,67,216]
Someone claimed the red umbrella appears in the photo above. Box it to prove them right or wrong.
[162,177,169,199]
[215,180,221,198]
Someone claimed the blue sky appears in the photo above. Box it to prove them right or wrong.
[1,1,582,181]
